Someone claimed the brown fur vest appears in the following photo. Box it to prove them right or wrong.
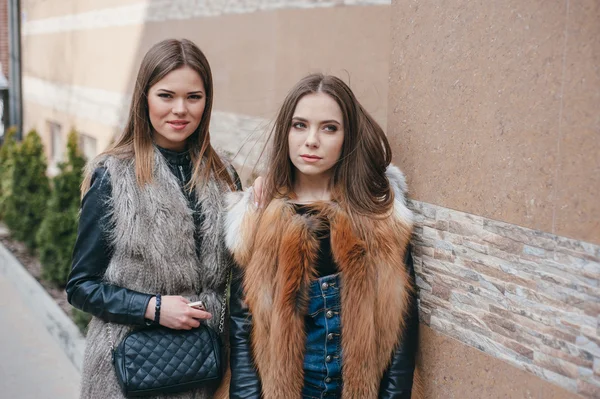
[225,165,414,398]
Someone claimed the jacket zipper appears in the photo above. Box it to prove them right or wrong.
[178,165,186,185]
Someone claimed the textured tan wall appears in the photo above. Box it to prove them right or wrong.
[131,6,391,125]
[552,0,600,246]
[23,101,117,162]
[418,324,583,399]
[21,5,390,130]
[21,25,144,92]
[21,0,143,21]
[388,0,600,245]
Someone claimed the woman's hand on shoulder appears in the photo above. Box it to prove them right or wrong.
[252,176,265,208]
[145,296,212,330]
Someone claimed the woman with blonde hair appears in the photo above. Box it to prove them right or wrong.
[226,74,419,398]
[67,38,239,398]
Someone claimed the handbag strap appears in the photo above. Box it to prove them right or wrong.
[218,270,232,334]
[107,323,115,352]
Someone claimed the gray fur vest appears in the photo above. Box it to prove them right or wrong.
[80,150,233,399]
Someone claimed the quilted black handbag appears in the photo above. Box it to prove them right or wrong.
[111,324,222,397]
[108,275,230,397]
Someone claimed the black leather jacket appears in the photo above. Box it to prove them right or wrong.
[66,147,241,325]
[229,249,419,399]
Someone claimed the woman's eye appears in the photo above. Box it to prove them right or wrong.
[158,93,172,99]
[189,95,203,100]
[323,125,338,132]
[292,122,306,129]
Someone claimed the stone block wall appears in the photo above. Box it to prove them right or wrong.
[410,200,600,398]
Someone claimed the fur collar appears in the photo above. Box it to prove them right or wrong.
[225,165,414,398]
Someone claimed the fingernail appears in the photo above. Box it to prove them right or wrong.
[254,202,259,207]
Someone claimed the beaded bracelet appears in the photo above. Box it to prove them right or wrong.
[153,294,162,326]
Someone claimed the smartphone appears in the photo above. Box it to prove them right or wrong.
[188,300,206,310]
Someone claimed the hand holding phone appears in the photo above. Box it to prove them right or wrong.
[187,301,206,311]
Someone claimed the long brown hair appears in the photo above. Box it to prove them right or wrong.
[82,38,234,194]
[264,74,394,216]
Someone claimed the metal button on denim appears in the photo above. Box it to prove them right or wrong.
[302,274,342,398]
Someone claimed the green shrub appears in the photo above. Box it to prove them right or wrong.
[38,129,86,286]
[0,127,18,219]
[3,130,50,250]
[71,307,92,335]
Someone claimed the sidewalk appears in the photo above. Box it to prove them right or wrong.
[0,227,81,399]
[0,271,80,398]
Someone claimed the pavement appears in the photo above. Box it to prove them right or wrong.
[0,272,80,398]
[0,224,81,399]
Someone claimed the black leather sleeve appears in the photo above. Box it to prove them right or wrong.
[65,167,153,326]
[229,165,243,191]
[229,265,262,399]
[379,247,419,399]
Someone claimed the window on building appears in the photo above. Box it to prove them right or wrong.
[48,121,64,163]
[79,133,97,161]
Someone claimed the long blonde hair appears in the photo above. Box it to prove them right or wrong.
[82,38,234,194]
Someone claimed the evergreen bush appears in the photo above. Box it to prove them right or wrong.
[3,130,50,250]
[0,127,18,218]
[72,308,92,335]
[38,129,86,286]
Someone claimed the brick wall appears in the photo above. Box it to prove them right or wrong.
[0,0,8,78]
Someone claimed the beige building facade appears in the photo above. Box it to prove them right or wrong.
[21,0,391,176]
[20,0,599,398]
[0,0,8,78]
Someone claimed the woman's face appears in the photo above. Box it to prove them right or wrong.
[288,92,345,182]
[147,65,206,151]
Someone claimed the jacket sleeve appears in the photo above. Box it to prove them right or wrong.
[229,264,262,398]
[379,246,419,399]
[225,163,243,191]
[65,167,153,326]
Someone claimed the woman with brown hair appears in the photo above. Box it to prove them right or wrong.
[66,38,239,398]
[226,74,419,398]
